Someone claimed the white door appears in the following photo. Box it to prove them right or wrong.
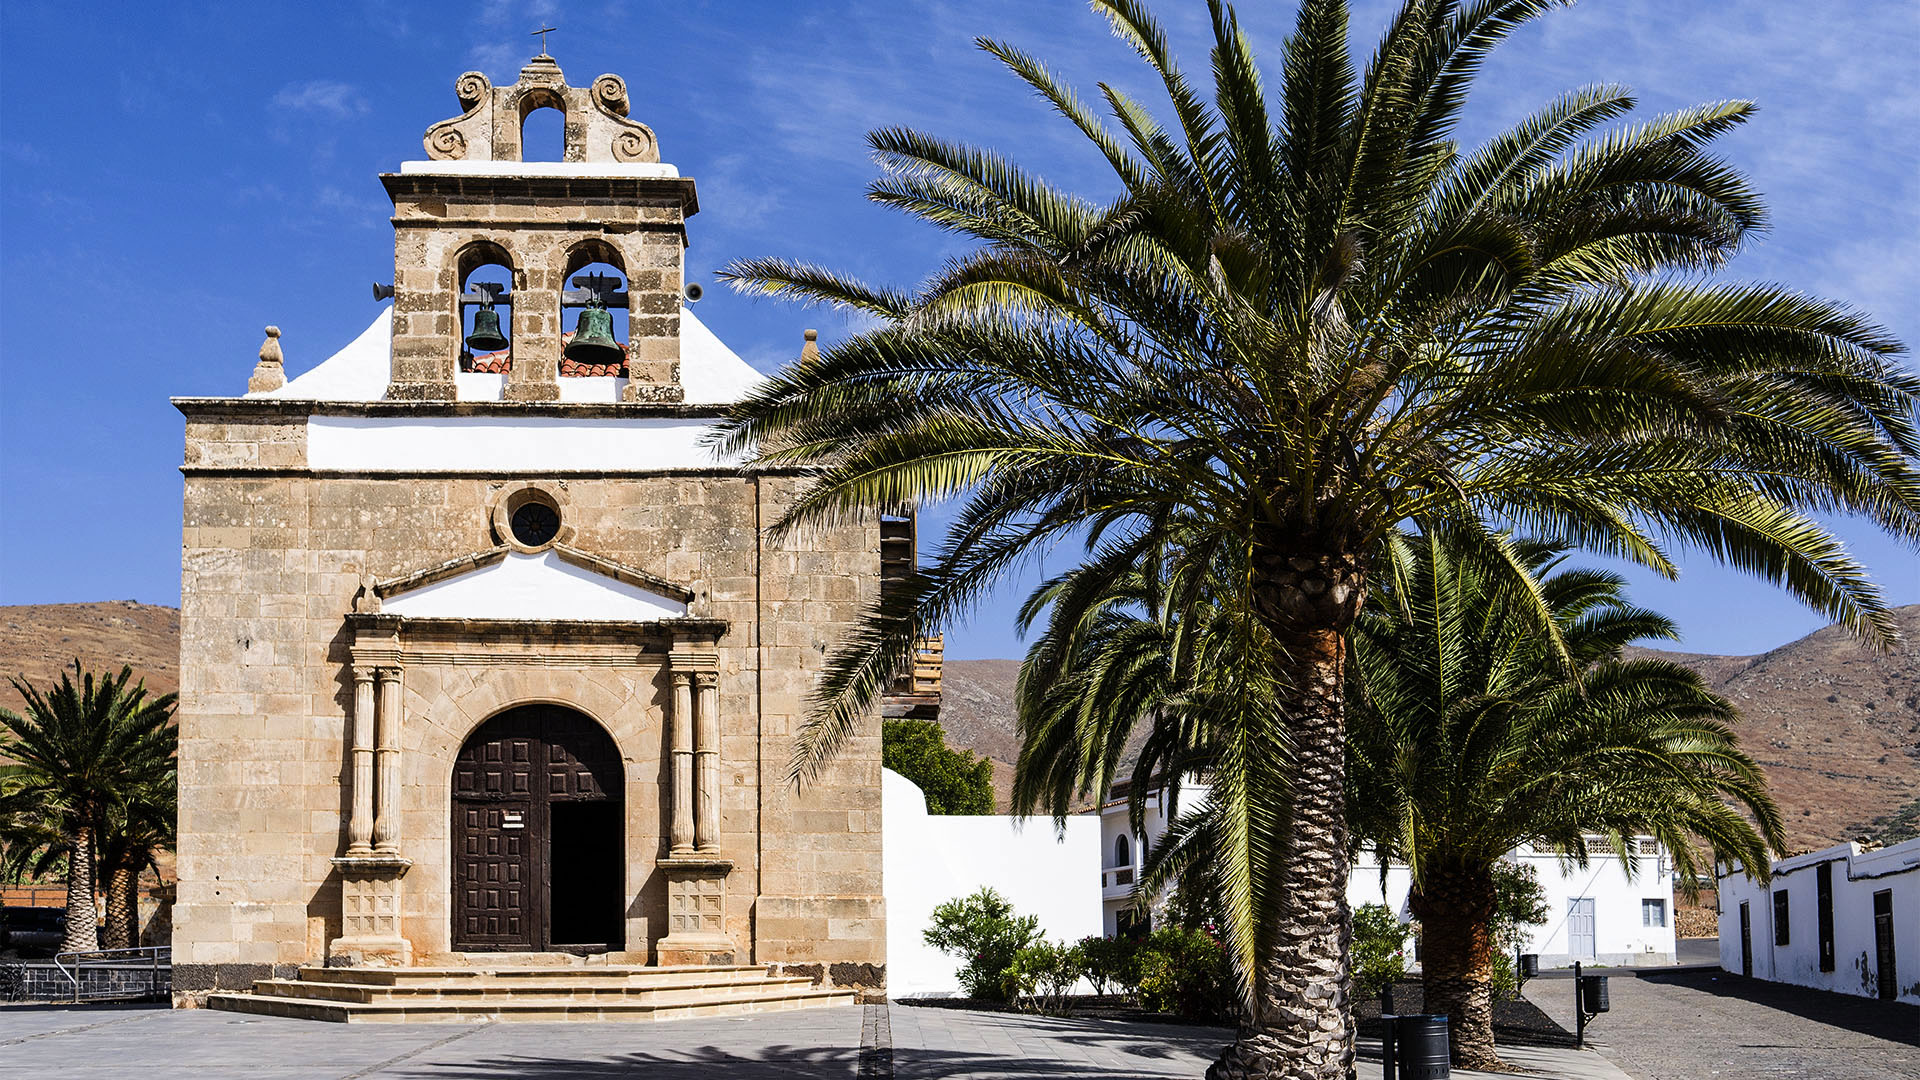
[1569,898,1597,959]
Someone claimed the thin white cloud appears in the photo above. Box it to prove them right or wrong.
[272,80,369,118]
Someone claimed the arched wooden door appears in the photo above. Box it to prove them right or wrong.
[452,705,624,952]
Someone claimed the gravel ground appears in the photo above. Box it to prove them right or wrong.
[1523,969,1920,1080]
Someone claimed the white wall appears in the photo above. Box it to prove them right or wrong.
[1718,838,1919,1004]
[1511,844,1676,966]
[883,769,1102,998]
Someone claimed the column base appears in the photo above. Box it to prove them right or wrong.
[329,854,413,967]
[656,856,736,965]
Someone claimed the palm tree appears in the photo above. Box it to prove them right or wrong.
[711,0,1919,1073]
[1344,531,1783,1068]
[0,664,176,954]
[96,766,177,950]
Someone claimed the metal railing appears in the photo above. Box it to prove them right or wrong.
[52,945,170,1002]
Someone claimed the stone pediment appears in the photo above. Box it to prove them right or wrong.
[374,545,691,622]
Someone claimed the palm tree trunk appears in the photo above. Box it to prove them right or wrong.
[1208,549,1365,1080]
[61,825,99,954]
[1408,862,1501,1070]
[102,856,140,950]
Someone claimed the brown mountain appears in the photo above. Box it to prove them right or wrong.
[4,601,1913,847]
[0,602,180,716]
[1624,605,1920,851]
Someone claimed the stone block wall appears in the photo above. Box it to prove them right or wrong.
[173,407,886,992]
[382,175,695,402]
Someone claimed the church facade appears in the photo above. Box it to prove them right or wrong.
[171,56,892,1000]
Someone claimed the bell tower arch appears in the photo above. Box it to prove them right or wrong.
[384,55,695,403]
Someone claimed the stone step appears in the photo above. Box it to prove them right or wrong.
[249,974,819,1004]
[292,963,767,987]
[205,984,856,1023]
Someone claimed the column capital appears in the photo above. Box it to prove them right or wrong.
[693,670,719,690]
[669,649,720,674]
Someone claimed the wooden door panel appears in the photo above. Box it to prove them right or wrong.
[454,802,532,948]
[451,705,623,952]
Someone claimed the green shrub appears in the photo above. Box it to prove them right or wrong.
[1005,939,1084,1014]
[884,719,994,815]
[1134,925,1234,1021]
[1077,934,1140,997]
[923,887,1042,1001]
[1489,862,1548,999]
[1351,903,1409,1000]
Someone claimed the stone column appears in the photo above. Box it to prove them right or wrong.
[371,667,403,853]
[670,672,696,855]
[345,667,377,854]
[694,671,720,852]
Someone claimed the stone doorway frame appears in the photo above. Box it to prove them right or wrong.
[329,611,727,967]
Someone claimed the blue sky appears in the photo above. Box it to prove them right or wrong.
[1,0,1915,661]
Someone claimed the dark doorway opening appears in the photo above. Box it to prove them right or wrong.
[1873,890,1896,1002]
[1739,902,1753,977]
[549,801,624,947]
[452,704,624,952]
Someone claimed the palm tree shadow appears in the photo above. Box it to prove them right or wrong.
[383,1016,1236,1079]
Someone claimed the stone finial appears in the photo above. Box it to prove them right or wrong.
[247,326,286,394]
[802,329,819,364]
[353,572,382,614]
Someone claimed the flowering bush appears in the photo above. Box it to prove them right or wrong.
[923,888,1042,1001]
[1076,933,1141,997]
[1004,939,1085,1014]
[1134,925,1234,1020]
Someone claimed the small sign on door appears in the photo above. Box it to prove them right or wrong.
[502,811,525,830]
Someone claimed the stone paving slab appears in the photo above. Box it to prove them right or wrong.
[0,1003,864,1079]
[0,998,1761,1080]
[1524,969,1920,1080]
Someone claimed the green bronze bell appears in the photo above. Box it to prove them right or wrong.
[466,304,509,353]
[565,302,623,365]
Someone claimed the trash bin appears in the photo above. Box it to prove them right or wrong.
[1392,1014,1451,1080]
[1580,974,1610,1014]
[1519,953,1539,979]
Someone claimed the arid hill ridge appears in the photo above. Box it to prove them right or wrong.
[3,601,1913,848]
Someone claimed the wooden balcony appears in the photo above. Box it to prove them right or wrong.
[882,635,943,720]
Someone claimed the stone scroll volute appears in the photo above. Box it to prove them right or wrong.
[422,72,494,161]
[419,59,658,165]
[587,74,659,164]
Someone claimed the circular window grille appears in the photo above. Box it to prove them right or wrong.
[509,501,561,547]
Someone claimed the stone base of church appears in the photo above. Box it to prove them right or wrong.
[326,935,415,968]
[655,855,738,965]
[328,854,413,967]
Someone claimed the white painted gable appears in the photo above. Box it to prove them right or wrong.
[271,307,393,401]
[381,550,688,621]
[266,305,765,405]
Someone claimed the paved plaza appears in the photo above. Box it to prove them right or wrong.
[0,1000,1647,1080]
[1525,968,1919,1080]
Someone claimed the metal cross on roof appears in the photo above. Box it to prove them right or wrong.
[531,25,557,56]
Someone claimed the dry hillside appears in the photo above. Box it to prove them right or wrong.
[3,601,1913,848]
[0,602,180,716]
[1623,604,1920,851]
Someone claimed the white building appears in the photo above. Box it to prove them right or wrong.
[1717,838,1917,1004]
[1100,784,1677,967]
[884,769,1102,997]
